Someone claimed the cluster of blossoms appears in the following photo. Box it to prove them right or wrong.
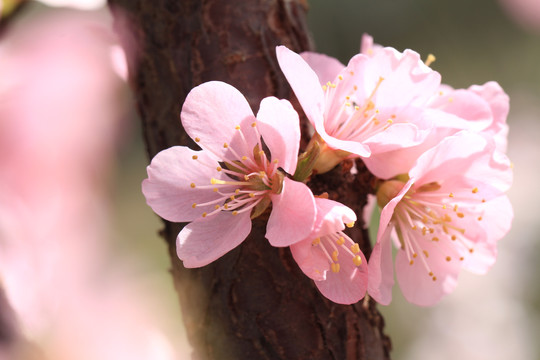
[142,34,513,306]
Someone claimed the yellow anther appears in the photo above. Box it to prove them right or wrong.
[432,237,439,242]
[244,175,249,181]
[338,75,343,80]
[336,237,345,246]
[192,203,197,208]
[345,102,351,107]
[469,248,474,253]
[190,183,196,188]
[273,159,279,163]
[259,150,265,156]
[429,271,434,276]
[481,199,486,203]
[412,253,418,258]
[353,255,362,266]
[448,97,454,103]
[477,216,483,221]
[354,105,360,111]
[195,137,201,142]
[213,188,218,192]
[332,251,339,262]
[331,263,340,273]
[223,143,229,148]
[214,205,220,210]
[350,243,360,254]
[312,237,320,246]
[453,204,459,212]
[449,193,454,198]
[353,85,358,91]
[373,119,380,125]
[446,256,451,262]
[409,260,414,265]
[460,257,464,261]
[210,178,220,185]
[192,155,198,160]
[472,187,479,193]
[422,227,427,236]
[432,276,437,281]
[429,228,435,234]
[224,204,229,209]
[423,250,429,257]
[322,85,327,91]
[251,122,257,127]
[457,212,465,218]
[350,71,354,75]
[216,166,222,171]
[235,125,241,130]
[346,96,350,100]
[232,211,238,216]
[202,212,207,218]
[412,225,418,230]
[425,53,436,66]
[235,189,240,194]
[451,235,457,241]
[442,204,447,209]
[346,221,355,228]
[387,119,393,124]
[439,91,444,96]
[230,195,235,201]
[242,156,247,161]
[249,193,255,198]
[391,114,396,119]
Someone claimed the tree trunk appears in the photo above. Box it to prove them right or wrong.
[108,1,391,359]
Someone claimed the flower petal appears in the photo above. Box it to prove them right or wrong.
[300,51,345,86]
[256,97,300,174]
[310,197,356,236]
[181,81,258,160]
[265,177,315,247]
[176,210,252,268]
[395,240,460,306]
[315,249,368,305]
[367,226,394,305]
[142,147,232,222]
[290,238,329,281]
[276,46,325,127]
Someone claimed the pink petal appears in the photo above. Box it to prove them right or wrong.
[395,240,460,306]
[310,197,356,236]
[366,48,441,109]
[315,249,368,305]
[428,88,493,131]
[265,177,315,247]
[256,97,300,174]
[290,238,329,281]
[177,210,252,268]
[300,51,345,86]
[367,227,395,305]
[275,46,325,127]
[142,147,232,222]
[317,129,371,157]
[181,81,258,159]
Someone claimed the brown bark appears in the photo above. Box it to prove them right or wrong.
[108,1,391,359]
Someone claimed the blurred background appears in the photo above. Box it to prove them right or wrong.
[0,0,538,359]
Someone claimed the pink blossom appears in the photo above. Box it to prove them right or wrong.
[368,132,513,306]
[276,45,440,173]
[142,81,316,267]
[290,198,368,304]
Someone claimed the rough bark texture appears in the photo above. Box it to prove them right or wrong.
[108,1,391,359]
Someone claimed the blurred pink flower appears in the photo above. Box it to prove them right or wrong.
[276,45,440,173]
[290,198,368,304]
[499,0,540,32]
[143,81,317,267]
[368,132,513,306]
[0,6,177,360]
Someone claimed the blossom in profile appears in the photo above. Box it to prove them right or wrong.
[143,81,316,267]
[276,44,440,173]
[290,198,368,304]
[368,132,513,306]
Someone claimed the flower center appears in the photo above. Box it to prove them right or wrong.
[322,74,397,142]
[189,121,284,219]
[377,179,486,281]
[311,223,363,274]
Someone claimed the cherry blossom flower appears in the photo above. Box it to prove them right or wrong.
[290,198,368,304]
[368,132,513,306]
[276,44,440,173]
[142,81,316,267]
